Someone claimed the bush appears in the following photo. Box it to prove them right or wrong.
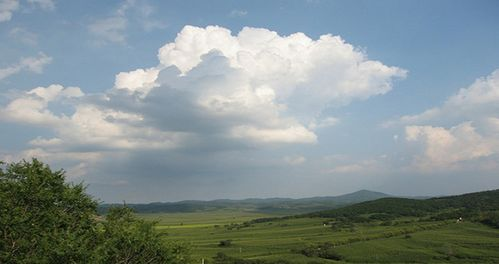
[218,240,233,247]
[480,211,499,228]
[95,206,190,263]
[212,252,290,264]
[0,159,190,263]
[299,242,343,260]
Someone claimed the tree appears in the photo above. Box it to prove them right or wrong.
[95,206,190,264]
[0,159,98,263]
[0,159,190,263]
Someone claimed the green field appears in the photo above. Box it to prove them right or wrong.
[139,209,499,263]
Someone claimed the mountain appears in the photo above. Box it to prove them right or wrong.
[303,189,391,203]
[98,190,391,214]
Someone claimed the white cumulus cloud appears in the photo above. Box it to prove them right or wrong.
[1,25,405,178]
[114,67,159,94]
[398,69,499,170]
[405,122,498,169]
[398,69,499,126]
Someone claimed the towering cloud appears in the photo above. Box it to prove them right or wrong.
[1,25,405,181]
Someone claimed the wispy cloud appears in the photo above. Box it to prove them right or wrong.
[0,0,19,22]
[0,0,54,22]
[0,52,52,81]
[283,155,306,165]
[9,27,38,46]
[88,0,165,45]
[88,16,127,44]
[27,0,55,11]
[229,9,248,17]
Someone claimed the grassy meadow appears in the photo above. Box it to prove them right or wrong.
[139,209,499,263]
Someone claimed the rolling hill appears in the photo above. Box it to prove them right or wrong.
[301,189,499,228]
[98,189,391,214]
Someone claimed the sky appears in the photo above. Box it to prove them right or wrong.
[1,0,498,203]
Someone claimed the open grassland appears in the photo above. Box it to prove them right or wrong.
[139,210,499,263]
[138,209,280,227]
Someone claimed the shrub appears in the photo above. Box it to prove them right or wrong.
[480,211,499,228]
[299,242,343,260]
[218,240,233,247]
[0,159,190,263]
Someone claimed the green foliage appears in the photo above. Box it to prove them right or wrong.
[95,206,190,263]
[0,159,190,263]
[479,211,499,228]
[297,242,342,260]
[149,189,499,263]
[218,240,233,247]
[0,159,98,263]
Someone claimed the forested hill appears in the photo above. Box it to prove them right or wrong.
[305,189,499,221]
[98,189,390,214]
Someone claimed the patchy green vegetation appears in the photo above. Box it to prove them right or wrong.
[149,211,499,263]
[146,189,499,263]
[3,159,499,263]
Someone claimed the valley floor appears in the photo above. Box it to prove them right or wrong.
[139,210,499,263]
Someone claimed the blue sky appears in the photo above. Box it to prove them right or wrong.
[1,0,498,202]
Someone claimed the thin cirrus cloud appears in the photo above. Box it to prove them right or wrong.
[400,69,499,170]
[88,0,165,45]
[9,27,38,46]
[0,0,55,22]
[88,16,127,44]
[1,25,406,179]
[26,0,55,11]
[229,9,248,17]
[0,0,19,22]
[0,52,52,81]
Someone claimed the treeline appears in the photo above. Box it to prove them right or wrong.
[0,159,190,263]
[307,189,499,218]
[247,189,499,229]
[303,189,499,229]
